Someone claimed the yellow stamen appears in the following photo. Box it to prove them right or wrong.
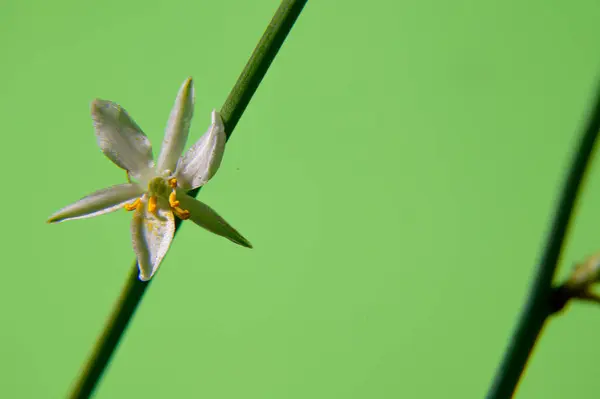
[148,196,157,214]
[169,191,180,207]
[124,198,141,211]
[173,207,190,220]
[167,182,190,220]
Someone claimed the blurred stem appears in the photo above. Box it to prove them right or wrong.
[486,81,600,399]
[69,1,307,398]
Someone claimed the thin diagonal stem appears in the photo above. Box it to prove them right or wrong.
[69,1,307,398]
[486,80,600,399]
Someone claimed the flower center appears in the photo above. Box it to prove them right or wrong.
[148,176,170,197]
[123,177,190,220]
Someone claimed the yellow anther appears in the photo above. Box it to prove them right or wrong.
[173,207,190,220]
[169,191,180,207]
[168,188,190,220]
[148,196,157,214]
[168,178,178,189]
[124,198,141,212]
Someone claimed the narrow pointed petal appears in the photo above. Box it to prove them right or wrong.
[91,99,154,179]
[175,110,226,190]
[156,77,195,173]
[47,183,144,223]
[177,191,252,248]
[131,197,175,281]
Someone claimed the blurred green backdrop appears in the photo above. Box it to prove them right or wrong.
[2,0,600,398]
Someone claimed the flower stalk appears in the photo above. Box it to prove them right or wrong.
[486,80,600,399]
[68,1,307,397]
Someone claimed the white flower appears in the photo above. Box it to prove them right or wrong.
[48,77,252,281]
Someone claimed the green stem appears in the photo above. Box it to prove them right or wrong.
[69,1,307,397]
[486,81,600,399]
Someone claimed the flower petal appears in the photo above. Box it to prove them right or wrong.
[131,197,175,281]
[175,110,226,190]
[47,184,144,223]
[177,191,252,248]
[156,77,195,174]
[91,99,154,179]
[47,183,144,223]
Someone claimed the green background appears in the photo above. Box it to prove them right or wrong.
[2,0,600,397]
